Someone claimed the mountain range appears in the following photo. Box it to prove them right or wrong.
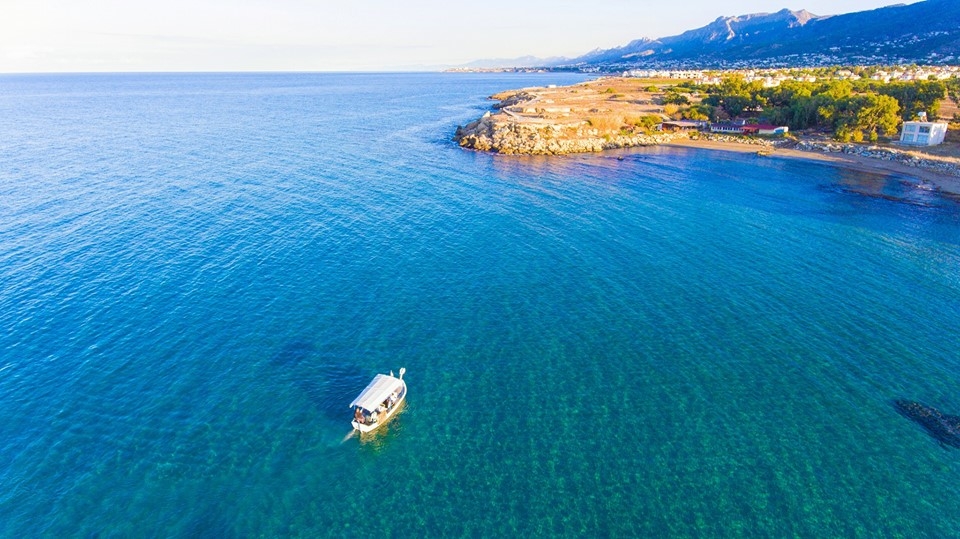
[468,0,960,71]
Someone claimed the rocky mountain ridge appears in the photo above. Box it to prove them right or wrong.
[495,0,960,70]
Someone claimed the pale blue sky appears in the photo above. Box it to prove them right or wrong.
[0,0,921,72]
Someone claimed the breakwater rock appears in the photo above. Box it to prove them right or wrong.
[454,112,686,155]
[796,140,960,178]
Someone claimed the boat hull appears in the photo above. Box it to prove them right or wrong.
[352,383,406,433]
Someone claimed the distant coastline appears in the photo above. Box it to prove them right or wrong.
[454,77,960,195]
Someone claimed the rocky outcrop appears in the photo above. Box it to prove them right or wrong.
[492,91,535,110]
[454,88,960,181]
[454,113,685,155]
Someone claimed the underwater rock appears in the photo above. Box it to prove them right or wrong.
[894,399,960,449]
[269,340,316,367]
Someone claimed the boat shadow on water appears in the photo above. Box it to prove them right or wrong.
[894,399,960,450]
[268,340,369,422]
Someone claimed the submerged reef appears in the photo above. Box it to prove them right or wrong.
[894,400,960,449]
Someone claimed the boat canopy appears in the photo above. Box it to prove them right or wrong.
[349,374,403,412]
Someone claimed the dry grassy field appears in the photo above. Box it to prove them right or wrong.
[491,77,674,134]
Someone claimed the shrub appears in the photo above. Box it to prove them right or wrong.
[586,115,623,132]
[681,109,710,121]
[663,91,690,105]
[624,114,662,133]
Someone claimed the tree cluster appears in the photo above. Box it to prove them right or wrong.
[679,75,947,142]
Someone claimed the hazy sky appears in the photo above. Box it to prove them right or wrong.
[0,0,922,72]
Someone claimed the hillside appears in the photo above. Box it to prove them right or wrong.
[555,0,960,70]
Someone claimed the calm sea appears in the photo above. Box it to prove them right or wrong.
[2,73,960,537]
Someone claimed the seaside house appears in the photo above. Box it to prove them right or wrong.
[710,121,788,136]
[710,122,745,134]
[900,113,948,146]
[660,120,707,132]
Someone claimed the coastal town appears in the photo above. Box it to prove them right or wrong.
[620,65,960,86]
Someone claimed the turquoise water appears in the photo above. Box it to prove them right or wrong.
[2,73,960,537]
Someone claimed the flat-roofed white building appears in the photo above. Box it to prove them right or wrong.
[900,121,948,146]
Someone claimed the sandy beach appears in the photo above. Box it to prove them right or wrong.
[664,138,960,196]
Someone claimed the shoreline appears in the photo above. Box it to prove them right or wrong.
[662,138,960,195]
[453,77,960,197]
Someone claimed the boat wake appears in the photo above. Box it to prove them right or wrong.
[340,430,357,444]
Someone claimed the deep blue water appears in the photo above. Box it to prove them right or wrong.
[2,72,960,537]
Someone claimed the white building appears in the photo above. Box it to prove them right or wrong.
[900,121,948,146]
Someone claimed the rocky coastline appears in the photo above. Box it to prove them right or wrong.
[456,110,960,179]
[454,79,960,193]
[792,140,960,178]
[454,111,687,155]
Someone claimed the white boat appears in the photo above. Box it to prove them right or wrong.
[350,368,406,433]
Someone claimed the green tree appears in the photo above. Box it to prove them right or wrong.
[626,114,662,133]
[722,95,752,117]
[854,93,900,137]
[878,81,945,120]
[663,90,690,105]
[946,78,960,108]
[762,80,814,108]
[717,75,749,96]
[831,93,900,142]
[821,80,854,100]
[702,75,762,118]
[681,103,713,121]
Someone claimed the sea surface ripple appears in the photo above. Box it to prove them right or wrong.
[1,73,960,537]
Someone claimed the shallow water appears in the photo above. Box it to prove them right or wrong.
[2,73,960,537]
